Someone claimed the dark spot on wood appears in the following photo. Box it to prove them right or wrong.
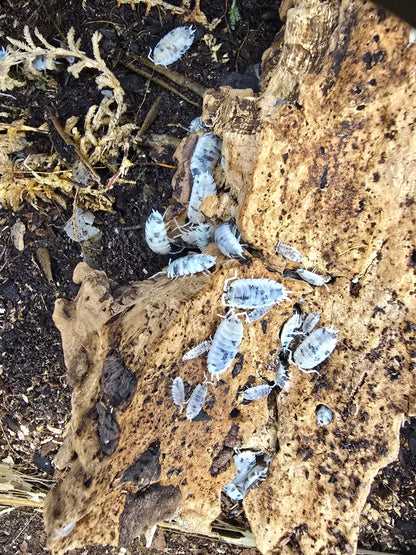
[319,165,329,188]
[350,280,361,297]
[121,440,161,488]
[261,320,268,334]
[101,351,137,410]
[232,353,244,378]
[96,402,120,456]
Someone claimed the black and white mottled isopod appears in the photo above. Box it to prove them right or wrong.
[186,381,208,421]
[145,210,172,255]
[166,253,216,278]
[302,311,321,334]
[182,339,212,361]
[296,268,330,291]
[207,313,244,380]
[245,304,274,324]
[171,376,185,412]
[274,361,291,389]
[224,278,290,309]
[292,326,338,372]
[180,222,215,251]
[189,115,209,133]
[148,26,195,67]
[241,383,274,401]
[214,222,244,258]
[275,241,303,264]
[279,305,303,353]
[190,132,222,177]
[187,172,217,224]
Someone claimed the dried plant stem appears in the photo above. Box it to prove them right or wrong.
[138,56,207,97]
[138,93,165,138]
[121,61,201,108]
[0,495,44,508]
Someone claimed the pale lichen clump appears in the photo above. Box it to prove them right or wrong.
[0,27,136,211]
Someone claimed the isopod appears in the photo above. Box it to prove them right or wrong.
[182,339,212,361]
[180,222,215,251]
[166,253,216,279]
[296,268,330,291]
[190,132,222,177]
[245,304,274,324]
[207,312,244,380]
[189,115,209,133]
[234,450,257,475]
[187,172,217,224]
[224,277,290,309]
[214,222,244,258]
[275,240,303,264]
[186,381,208,421]
[223,483,244,501]
[145,210,172,255]
[274,360,291,390]
[292,326,338,372]
[279,305,303,354]
[171,376,185,412]
[241,383,274,401]
[148,26,195,67]
[302,311,321,334]
[316,404,333,426]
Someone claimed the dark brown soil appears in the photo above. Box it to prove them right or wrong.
[0,1,415,554]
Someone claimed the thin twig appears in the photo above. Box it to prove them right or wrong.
[138,56,207,97]
[138,93,165,138]
[121,60,201,108]
[0,496,44,508]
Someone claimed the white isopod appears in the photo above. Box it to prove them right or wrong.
[180,222,215,251]
[241,383,274,401]
[296,268,330,291]
[223,483,244,501]
[234,450,257,476]
[316,404,333,426]
[292,326,338,372]
[302,311,321,334]
[186,381,208,421]
[187,172,217,224]
[275,241,303,264]
[148,26,195,67]
[245,304,274,324]
[274,360,291,390]
[279,305,303,353]
[166,253,216,278]
[214,222,244,258]
[182,339,212,361]
[224,278,290,309]
[171,376,185,412]
[145,210,172,255]
[190,132,222,177]
[207,312,244,380]
[189,116,209,133]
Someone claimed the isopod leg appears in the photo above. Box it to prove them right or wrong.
[223,269,238,291]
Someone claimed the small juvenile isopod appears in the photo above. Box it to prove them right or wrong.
[279,305,303,353]
[180,222,215,251]
[296,268,330,291]
[275,240,303,264]
[187,172,217,224]
[224,277,290,309]
[171,376,185,412]
[316,404,333,426]
[186,381,208,421]
[148,26,195,67]
[207,312,244,380]
[166,253,216,279]
[145,210,172,255]
[182,339,212,361]
[274,360,291,390]
[190,132,222,177]
[245,304,274,324]
[214,222,244,258]
[302,311,321,334]
[240,383,274,401]
[292,326,338,373]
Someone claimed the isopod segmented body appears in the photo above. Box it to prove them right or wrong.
[189,115,209,133]
[171,376,185,412]
[214,222,244,259]
[187,172,217,224]
[224,278,290,309]
[292,326,338,371]
[296,268,330,291]
[186,381,208,421]
[190,132,222,177]
[279,305,303,353]
[274,360,291,390]
[148,26,195,67]
[302,311,321,334]
[207,313,244,380]
[180,222,215,251]
[241,383,274,401]
[245,304,274,324]
[166,253,216,279]
[145,210,172,255]
[275,241,303,264]
[182,339,212,361]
